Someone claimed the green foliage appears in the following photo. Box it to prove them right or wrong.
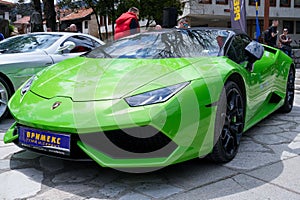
[9,24,14,34]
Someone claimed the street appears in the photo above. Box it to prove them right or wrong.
[1,71,300,200]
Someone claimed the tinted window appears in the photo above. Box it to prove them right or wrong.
[226,35,251,64]
[62,35,95,53]
[86,29,230,59]
[0,34,62,53]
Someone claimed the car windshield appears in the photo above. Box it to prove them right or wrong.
[85,29,229,59]
[0,34,62,53]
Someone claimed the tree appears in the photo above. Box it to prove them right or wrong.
[43,0,56,31]
[31,0,43,32]
[139,0,182,28]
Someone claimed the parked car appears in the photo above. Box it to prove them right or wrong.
[4,27,294,172]
[0,32,104,119]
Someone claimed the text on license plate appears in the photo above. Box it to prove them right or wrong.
[18,126,71,156]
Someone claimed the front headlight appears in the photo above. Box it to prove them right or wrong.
[125,82,190,107]
[21,76,36,96]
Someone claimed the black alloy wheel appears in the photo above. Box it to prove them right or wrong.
[279,67,295,113]
[209,81,245,163]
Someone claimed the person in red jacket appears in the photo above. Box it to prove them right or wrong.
[114,7,140,40]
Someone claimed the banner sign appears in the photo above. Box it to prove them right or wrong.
[230,0,247,33]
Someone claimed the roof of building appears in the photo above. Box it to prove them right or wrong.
[0,0,14,6]
[60,8,93,21]
[14,16,30,24]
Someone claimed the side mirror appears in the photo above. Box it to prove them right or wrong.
[56,41,76,53]
[245,41,264,72]
[245,41,264,61]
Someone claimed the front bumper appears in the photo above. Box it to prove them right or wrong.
[4,79,219,168]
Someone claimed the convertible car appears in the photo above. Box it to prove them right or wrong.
[0,32,104,120]
[4,27,295,171]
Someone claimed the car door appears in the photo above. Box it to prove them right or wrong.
[225,34,273,121]
[50,35,101,63]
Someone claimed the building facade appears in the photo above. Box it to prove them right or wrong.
[181,0,300,46]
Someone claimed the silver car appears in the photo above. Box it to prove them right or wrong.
[0,32,104,119]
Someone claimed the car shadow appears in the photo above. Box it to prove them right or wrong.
[6,105,300,199]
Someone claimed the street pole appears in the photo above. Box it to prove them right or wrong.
[264,0,270,30]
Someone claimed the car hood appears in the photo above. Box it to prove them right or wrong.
[30,56,218,101]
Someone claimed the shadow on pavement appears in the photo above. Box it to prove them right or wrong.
[5,105,300,199]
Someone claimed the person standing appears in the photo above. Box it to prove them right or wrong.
[0,33,4,41]
[267,19,279,47]
[175,18,190,29]
[114,7,140,40]
[279,28,292,57]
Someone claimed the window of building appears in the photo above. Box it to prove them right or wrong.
[84,21,88,29]
[296,21,300,34]
[282,20,294,34]
[295,0,300,7]
[270,0,276,6]
[216,0,228,4]
[280,0,291,7]
[249,0,260,6]
[198,0,212,4]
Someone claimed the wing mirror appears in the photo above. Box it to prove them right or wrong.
[245,41,264,61]
[56,41,76,53]
[245,41,264,71]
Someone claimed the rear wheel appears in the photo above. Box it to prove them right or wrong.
[279,67,295,113]
[0,77,12,120]
[209,81,245,163]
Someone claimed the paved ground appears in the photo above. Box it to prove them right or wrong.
[1,71,300,200]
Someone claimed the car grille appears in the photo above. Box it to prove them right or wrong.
[79,126,178,159]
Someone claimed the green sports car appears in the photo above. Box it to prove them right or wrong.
[4,28,295,172]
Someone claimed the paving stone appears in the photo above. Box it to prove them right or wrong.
[223,152,280,170]
[119,192,151,200]
[52,168,99,184]
[94,182,127,198]
[277,131,300,140]
[12,150,41,160]
[28,184,92,200]
[39,156,64,172]
[0,140,15,146]
[135,183,183,198]
[164,161,236,189]
[0,145,22,159]
[89,169,120,187]
[238,138,270,153]
[166,174,300,200]
[251,134,292,145]
[119,173,164,185]
[0,168,43,200]
[245,125,283,135]
[0,159,10,170]
[246,156,300,193]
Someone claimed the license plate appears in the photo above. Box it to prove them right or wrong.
[18,126,71,156]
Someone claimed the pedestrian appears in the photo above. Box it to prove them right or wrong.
[266,19,279,47]
[154,24,162,30]
[114,7,140,40]
[175,18,190,29]
[0,33,4,41]
[279,28,292,57]
[69,24,78,32]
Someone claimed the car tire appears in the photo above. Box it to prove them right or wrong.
[208,81,245,163]
[0,76,12,120]
[278,67,295,113]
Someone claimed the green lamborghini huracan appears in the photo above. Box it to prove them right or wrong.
[4,27,295,171]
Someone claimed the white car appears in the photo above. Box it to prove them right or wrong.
[0,32,104,119]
